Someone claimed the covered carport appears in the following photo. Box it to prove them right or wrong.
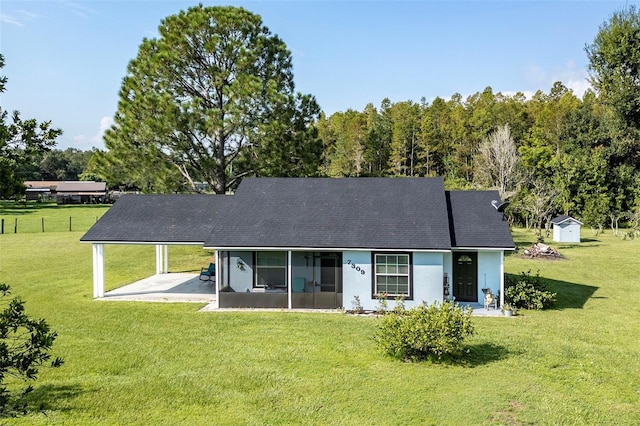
[81,193,229,299]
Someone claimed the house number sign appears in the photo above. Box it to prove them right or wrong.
[346,259,366,275]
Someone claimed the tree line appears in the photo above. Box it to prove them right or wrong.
[5,5,640,236]
[317,82,640,235]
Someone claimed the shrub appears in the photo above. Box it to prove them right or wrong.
[504,270,556,310]
[374,300,474,361]
[0,284,63,417]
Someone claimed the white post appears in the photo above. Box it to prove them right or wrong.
[163,244,168,273]
[287,250,292,310]
[155,245,162,275]
[499,251,505,307]
[214,250,220,309]
[92,243,104,298]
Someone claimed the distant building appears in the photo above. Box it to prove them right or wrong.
[55,181,107,204]
[551,215,582,243]
[23,181,59,201]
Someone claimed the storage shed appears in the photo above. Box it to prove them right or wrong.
[551,215,582,243]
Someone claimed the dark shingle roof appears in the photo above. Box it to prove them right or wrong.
[551,214,582,225]
[81,178,515,250]
[205,177,452,250]
[80,194,228,243]
[446,190,515,249]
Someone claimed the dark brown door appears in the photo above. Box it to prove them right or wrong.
[453,252,477,302]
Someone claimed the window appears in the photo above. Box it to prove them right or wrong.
[255,252,287,289]
[374,253,411,298]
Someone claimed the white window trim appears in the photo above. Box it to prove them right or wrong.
[373,253,412,298]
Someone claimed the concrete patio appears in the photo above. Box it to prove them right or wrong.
[101,273,216,303]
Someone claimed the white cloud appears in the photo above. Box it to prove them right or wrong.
[73,116,113,150]
[523,60,592,98]
[500,90,536,100]
[63,1,96,18]
[0,14,23,26]
[0,9,40,27]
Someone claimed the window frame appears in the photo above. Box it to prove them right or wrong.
[254,251,288,289]
[371,252,413,300]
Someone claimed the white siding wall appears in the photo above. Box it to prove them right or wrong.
[227,251,254,293]
[412,252,445,305]
[341,251,373,310]
[341,250,446,311]
[477,251,503,302]
[554,222,581,243]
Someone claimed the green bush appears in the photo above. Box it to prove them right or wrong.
[505,270,556,310]
[0,284,63,417]
[374,300,474,361]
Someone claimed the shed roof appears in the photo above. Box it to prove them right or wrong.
[446,190,515,249]
[205,177,451,250]
[551,215,583,225]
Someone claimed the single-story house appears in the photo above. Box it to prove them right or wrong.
[551,215,582,243]
[56,181,107,204]
[80,177,515,310]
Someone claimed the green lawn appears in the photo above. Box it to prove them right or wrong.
[0,201,109,234]
[0,210,639,424]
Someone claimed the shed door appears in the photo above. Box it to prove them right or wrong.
[453,252,477,302]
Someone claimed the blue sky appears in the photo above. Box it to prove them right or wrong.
[0,0,633,151]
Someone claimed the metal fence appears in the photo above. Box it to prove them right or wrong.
[0,216,101,234]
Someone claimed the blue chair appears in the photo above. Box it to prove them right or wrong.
[199,263,216,281]
[292,277,305,293]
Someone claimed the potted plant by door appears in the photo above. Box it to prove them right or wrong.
[501,303,514,317]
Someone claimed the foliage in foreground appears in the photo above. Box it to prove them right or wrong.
[504,270,557,310]
[374,300,474,361]
[0,284,63,417]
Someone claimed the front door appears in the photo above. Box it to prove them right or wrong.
[453,252,477,302]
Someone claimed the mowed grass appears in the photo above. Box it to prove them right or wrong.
[0,201,109,233]
[0,206,639,424]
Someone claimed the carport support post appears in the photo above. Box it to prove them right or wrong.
[163,244,168,273]
[92,243,104,298]
[287,250,292,310]
[214,250,220,309]
[155,244,168,274]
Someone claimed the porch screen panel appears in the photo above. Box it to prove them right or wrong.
[255,252,287,288]
[375,254,410,297]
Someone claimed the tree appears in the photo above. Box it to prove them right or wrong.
[321,110,367,177]
[97,5,320,194]
[0,55,62,199]
[0,284,63,416]
[387,101,422,176]
[587,6,640,134]
[419,97,451,176]
[38,148,93,181]
[474,124,520,199]
[511,177,560,236]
